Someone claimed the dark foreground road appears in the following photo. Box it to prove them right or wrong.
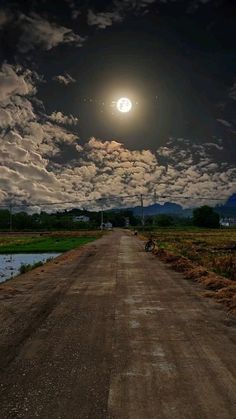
[0,231,236,418]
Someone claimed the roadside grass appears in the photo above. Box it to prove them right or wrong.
[0,235,97,253]
[19,261,44,274]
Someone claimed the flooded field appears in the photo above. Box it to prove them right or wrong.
[0,253,60,283]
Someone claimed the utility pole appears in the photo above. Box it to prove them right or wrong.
[140,194,144,228]
[9,202,13,232]
[154,190,157,204]
[100,206,104,230]
[153,191,157,226]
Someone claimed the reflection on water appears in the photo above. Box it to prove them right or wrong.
[0,253,60,283]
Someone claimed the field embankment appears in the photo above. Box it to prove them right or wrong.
[145,229,236,314]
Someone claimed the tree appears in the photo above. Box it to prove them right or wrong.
[0,209,10,230]
[13,212,33,230]
[193,206,219,228]
[155,214,174,227]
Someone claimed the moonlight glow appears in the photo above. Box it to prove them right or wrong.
[117,97,132,113]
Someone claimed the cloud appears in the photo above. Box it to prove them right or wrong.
[0,9,11,28]
[0,97,35,129]
[115,0,156,13]
[0,63,36,102]
[229,82,236,101]
[0,64,37,132]
[87,10,122,29]
[53,73,76,85]
[204,142,223,150]
[87,0,156,29]
[17,13,84,52]
[49,111,78,126]
[154,138,236,207]
[1,130,236,210]
[0,62,82,208]
[65,0,81,20]
[186,0,212,14]
[0,61,236,211]
[216,119,232,128]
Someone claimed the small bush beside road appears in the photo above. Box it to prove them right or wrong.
[19,261,44,274]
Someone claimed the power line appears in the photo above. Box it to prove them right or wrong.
[0,194,230,208]
[0,192,230,210]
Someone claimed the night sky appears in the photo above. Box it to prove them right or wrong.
[0,0,236,210]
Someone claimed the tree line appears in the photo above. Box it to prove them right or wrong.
[0,205,220,231]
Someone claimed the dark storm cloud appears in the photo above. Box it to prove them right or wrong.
[0,0,236,209]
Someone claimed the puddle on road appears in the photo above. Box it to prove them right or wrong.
[0,253,60,283]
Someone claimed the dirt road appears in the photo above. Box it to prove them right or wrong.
[0,231,236,418]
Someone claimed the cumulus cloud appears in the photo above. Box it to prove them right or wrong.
[49,111,78,126]
[87,0,155,29]
[155,138,236,207]
[0,62,236,211]
[53,73,76,85]
[17,13,84,52]
[0,115,82,208]
[87,10,122,29]
[1,129,236,210]
[0,97,35,129]
[0,64,37,132]
[0,62,82,208]
[0,63,36,102]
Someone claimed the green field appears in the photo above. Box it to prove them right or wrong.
[0,235,98,253]
[150,228,236,281]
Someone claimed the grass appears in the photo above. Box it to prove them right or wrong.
[19,258,53,274]
[144,228,236,314]
[146,228,236,282]
[0,235,98,253]
[19,261,44,274]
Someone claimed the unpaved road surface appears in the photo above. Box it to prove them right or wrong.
[0,231,236,419]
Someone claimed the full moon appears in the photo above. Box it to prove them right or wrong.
[117,97,132,113]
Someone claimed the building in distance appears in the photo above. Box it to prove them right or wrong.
[73,215,90,223]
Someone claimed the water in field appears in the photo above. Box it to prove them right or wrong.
[0,253,60,283]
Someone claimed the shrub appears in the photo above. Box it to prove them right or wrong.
[19,261,43,274]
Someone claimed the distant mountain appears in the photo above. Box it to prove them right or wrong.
[112,194,236,218]
[127,202,192,217]
[225,194,236,207]
[215,194,236,217]
[132,202,182,216]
